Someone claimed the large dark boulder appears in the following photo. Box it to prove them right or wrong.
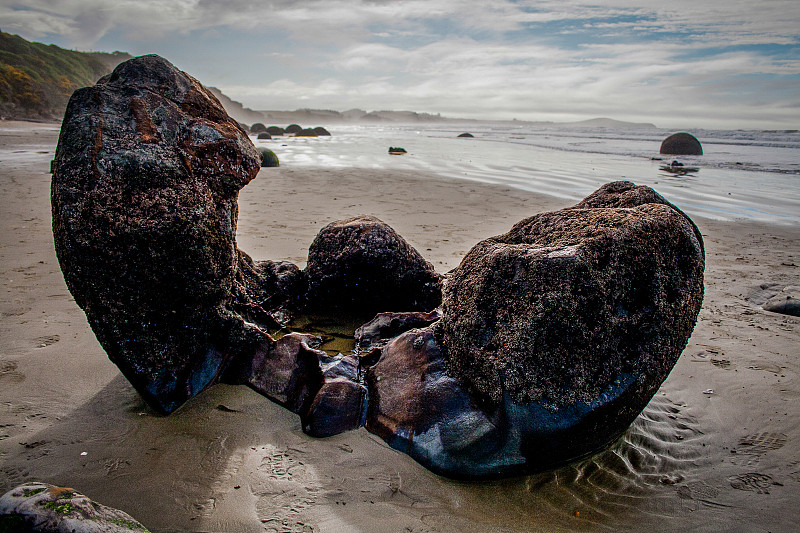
[250,122,268,133]
[305,215,443,313]
[366,182,705,478]
[51,54,266,413]
[295,128,318,137]
[285,123,302,134]
[266,126,285,136]
[660,132,703,155]
[313,126,331,136]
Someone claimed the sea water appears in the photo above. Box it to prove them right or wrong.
[256,124,800,224]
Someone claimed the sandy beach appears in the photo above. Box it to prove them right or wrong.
[1,120,798,532]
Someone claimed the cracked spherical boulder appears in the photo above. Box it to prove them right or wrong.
[51,54,264,414]
[305,215,443,313]
[366,182,705,478]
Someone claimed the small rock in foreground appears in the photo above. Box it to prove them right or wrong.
[0,482,149,532]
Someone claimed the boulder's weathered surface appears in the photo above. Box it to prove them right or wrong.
[572,180,703,252]
[660,132,703,155]
[0,482,149,532]
[305,215,443,313]
[366,182,705,477]
[313,126,331,136]
[266,126,285,136]
[52,54,265,413]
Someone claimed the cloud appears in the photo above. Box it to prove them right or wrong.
[2,0,798,127]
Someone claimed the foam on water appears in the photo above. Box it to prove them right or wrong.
[255,124,800,224]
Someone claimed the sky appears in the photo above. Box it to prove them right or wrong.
[2,0,799,129]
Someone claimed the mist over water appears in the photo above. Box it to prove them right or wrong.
[259,124,800,224]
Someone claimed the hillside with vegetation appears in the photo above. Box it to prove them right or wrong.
[0,31,131,120]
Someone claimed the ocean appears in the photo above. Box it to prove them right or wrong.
[258,123,800,224]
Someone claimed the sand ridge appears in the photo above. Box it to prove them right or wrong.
[1,120,798,532]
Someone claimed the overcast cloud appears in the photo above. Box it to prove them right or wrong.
[2,0,798,128]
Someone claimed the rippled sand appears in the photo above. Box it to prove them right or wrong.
[1,121,798,532]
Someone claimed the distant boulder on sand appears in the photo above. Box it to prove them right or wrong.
[259,147,279,167]
[660,132,703,155]
[313,126,331,136]
[266,126,285,136]
[257,132,271,139]
[458,132,474,138]
[251,122,268,134]
[295,128,318,137]
[286,124,302,134]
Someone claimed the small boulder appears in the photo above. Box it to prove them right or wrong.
[458,132,474,138]
[258,147,280,167]
[388,147,406,154]
[762,286,800,316]
[286,123,302,134]
[0,482,149,532]
[660,132,703,155]
[355,310,441,350]
[257,132,272,139]
[305,215,443,313]
[266,126,285,136]
[313,126,331,136]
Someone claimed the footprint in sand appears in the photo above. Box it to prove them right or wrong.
[729,473,782,494]
[0,360,25,383]
[252,444,321,533]
[34,335,59,347]
[736,432,787,455]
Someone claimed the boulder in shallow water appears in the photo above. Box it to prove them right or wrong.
[51,54,266,414]
[458,132,474,138]
[313,126,331,136]
[295,128,318,137]
[285,123,302,134]
[660,132,703,155]
[266,126,285,136]
[250,122,267,133]
[0,482,149,532]
[304,215,443,313]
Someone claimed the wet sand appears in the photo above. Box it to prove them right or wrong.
[1,120,798,532]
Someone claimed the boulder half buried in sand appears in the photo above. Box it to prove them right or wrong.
[367,181,705,478]
[0,482,149,532]
[258,147,280,167]
[660,132,703,155]
[51,54,268,414]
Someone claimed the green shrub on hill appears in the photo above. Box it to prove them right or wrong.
[0,31,129,119]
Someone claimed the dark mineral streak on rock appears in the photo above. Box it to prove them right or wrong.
[305,215,443,313]
[52,54,266,414]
